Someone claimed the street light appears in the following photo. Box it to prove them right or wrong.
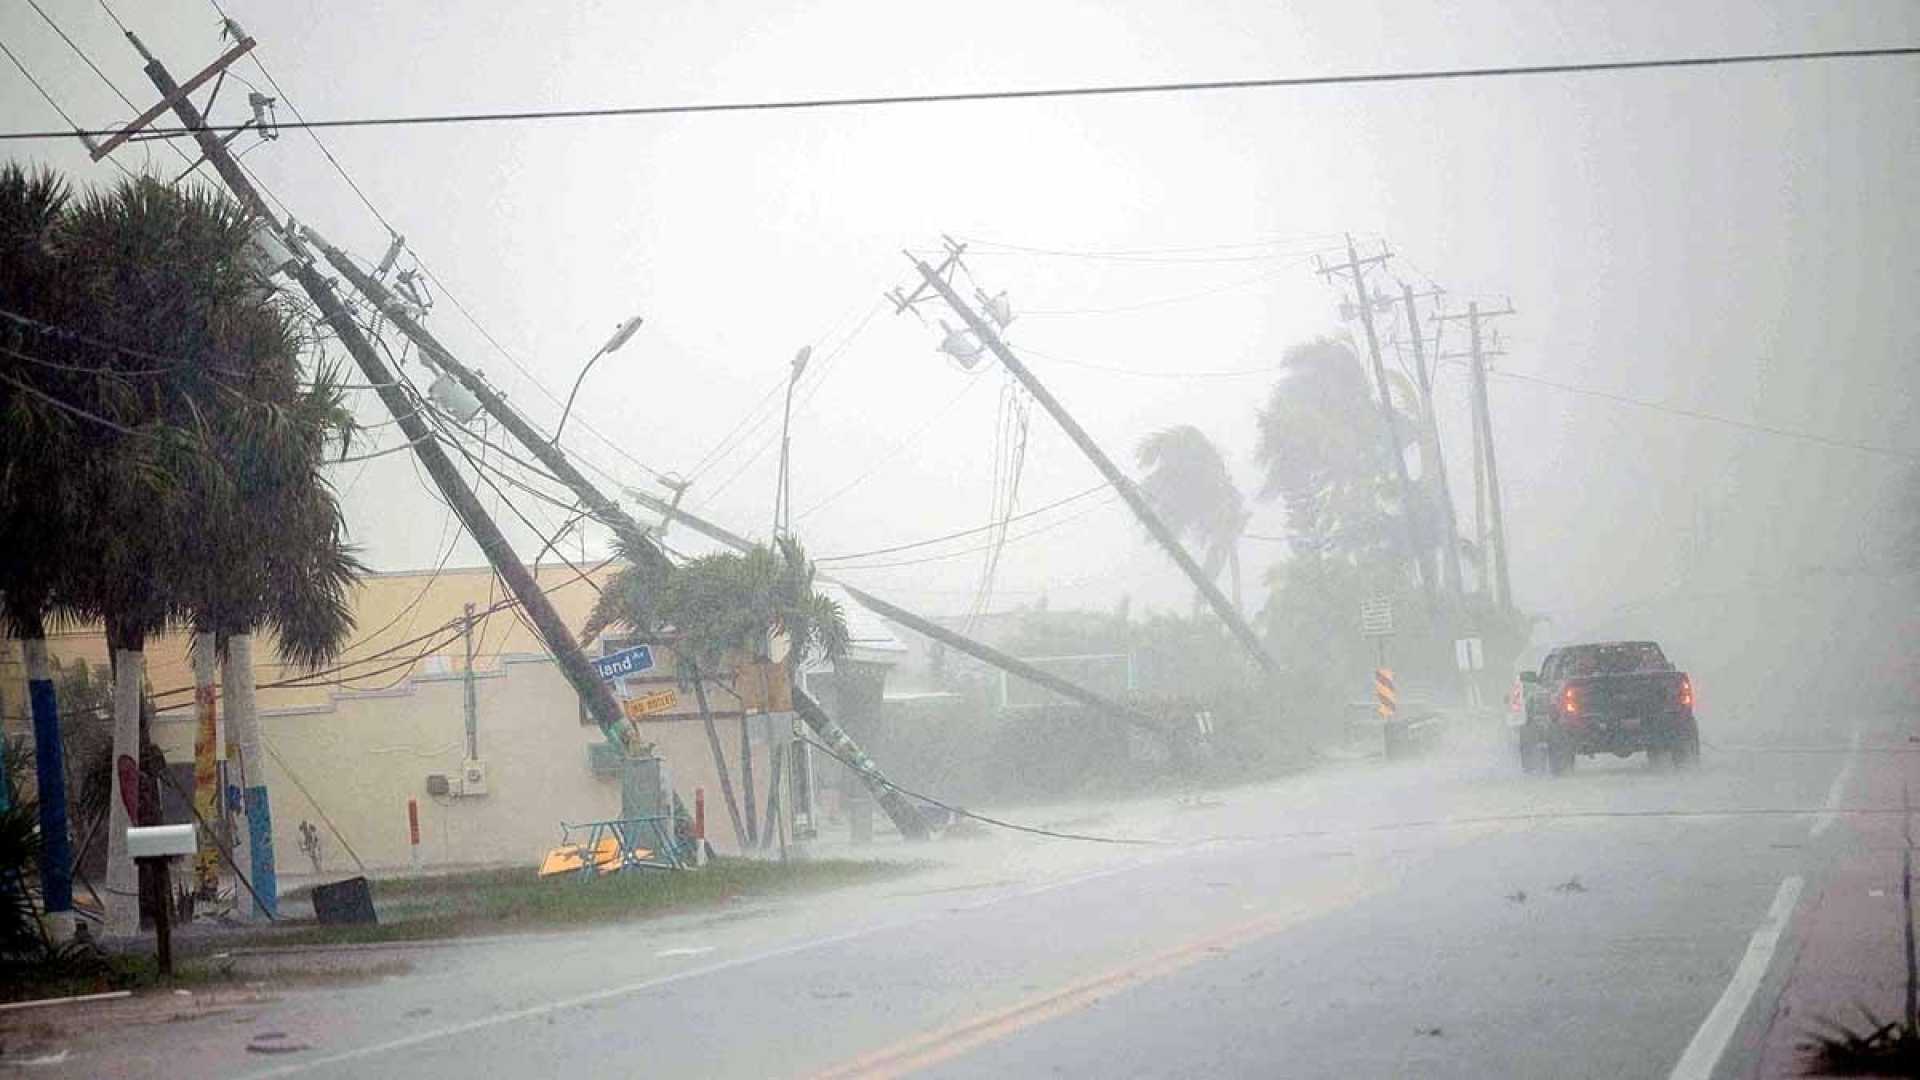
[553,314,644,444]
[773,345,811,540]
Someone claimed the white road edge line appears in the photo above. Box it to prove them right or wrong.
[1810,730,1863,838]
[1667,875,1805,1080]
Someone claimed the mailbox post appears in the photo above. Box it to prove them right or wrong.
[127,825,195,975]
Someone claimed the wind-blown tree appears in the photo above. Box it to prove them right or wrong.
[50,177,359,933]
[1136,425,1250,615]
[1252,337,1442,721]
[583,534,847,849]
[1254,337,1414,566]
[584,533,928,847]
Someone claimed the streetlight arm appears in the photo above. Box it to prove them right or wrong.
[553,344,609,445]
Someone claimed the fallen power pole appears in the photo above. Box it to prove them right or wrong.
[305,232,955,839]
[128,37,633,753]
[905,253,1281,678]
[607,484,1164,733]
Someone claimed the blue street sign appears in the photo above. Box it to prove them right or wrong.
[592,645,655,682]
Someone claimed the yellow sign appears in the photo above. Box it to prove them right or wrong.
[621,688,678,721]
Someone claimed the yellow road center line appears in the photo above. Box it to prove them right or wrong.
[812,876,1372,1080]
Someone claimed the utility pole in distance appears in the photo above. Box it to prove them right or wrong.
[1436,301,1516,610]
[128,35,634,751]
[904,251,1280,678]
[1400,281,1465,602]
[1317,236,1437,615]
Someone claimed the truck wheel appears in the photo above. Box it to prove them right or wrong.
[1547,738,1575,776]
[1672,728,1701,769]
[1646,745,1669,771]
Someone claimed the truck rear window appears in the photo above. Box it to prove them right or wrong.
[1561,643,1670,676]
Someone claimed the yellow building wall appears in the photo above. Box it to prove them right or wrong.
[146,651,782,870]
[6,563,801,868]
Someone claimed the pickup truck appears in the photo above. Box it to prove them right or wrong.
[1516,641,1699,775]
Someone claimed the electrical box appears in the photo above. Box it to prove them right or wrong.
[460,759,488,797]
[425,773,450,796]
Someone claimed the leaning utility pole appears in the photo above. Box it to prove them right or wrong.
[305,232,946,840]
[904,252,1280,677]
[1401,282,1465,602]
[129,36,633,749]
[1317,237,1437,613]
[1437,301,1516,610]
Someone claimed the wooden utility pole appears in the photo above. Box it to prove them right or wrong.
[131,39,633,747]
[1438,301,1516,610]
[305,232,942,839]
[909,257,1281,677]
[1318,237,1437,614]
[1401,282,1465,601]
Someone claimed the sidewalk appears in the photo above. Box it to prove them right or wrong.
[1748,724,1920,1079]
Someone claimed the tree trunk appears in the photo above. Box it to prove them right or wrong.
[687,659,747,850]
[20,630,74,938]
[104,626,144,937]
[794,688,928,841]
[1229,543,1244,615]
[223,633,276,919]
[739,715,758,847]
[189,632,221,897]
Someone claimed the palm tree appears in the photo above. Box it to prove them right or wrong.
[1135,425,1250,614]
[585,533,927,848]
[1253,337,1416,567]
[49,176,360,933]
[0,163,85,934]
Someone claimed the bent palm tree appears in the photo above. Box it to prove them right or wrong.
[584,533,926,848]
[1135,425,1250,614]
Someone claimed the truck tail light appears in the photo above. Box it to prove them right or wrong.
[1561,686,1579,716]
[1679,676,1693,709]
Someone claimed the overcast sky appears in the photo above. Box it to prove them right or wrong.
[3,0,1915,641]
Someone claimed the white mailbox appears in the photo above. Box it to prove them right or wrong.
[126,824,196,859]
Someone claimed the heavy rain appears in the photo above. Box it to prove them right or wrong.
[0,3,1915,1077]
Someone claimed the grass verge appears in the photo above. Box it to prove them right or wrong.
[244,856,923,948]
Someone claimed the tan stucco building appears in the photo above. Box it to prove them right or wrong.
[1,562,899,873]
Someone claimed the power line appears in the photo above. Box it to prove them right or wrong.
[24,0,133,110]
[0,36,135,180]
[1020,343,1289,380]
[799,735,1159,846]
[793,375,987,522]
[960,235,1343,266]
[1017,263,1314,318]
[21,0,196,168]
[1490,367,1919,461]
[204,0,397,234]
[825,492,1123,570]
[813,486,1109,564]
[5,45,1912,144]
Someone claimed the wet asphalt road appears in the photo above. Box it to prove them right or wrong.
[26,714,1895,1079]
